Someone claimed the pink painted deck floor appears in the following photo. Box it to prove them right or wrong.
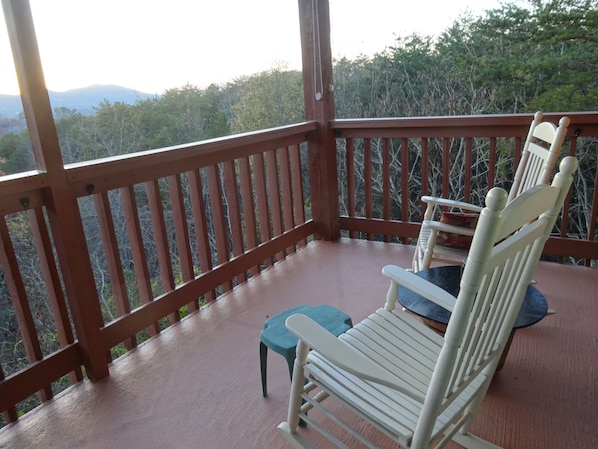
[1,239,597,449]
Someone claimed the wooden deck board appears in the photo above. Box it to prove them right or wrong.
[0,239,596,449]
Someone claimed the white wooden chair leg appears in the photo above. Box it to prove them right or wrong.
[286,339,309,433]
[277,422,318,449]
[458,370,495,435]
[277,339,315,449]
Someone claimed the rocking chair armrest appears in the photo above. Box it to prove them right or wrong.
[421,196,483,213]
[285,313,425,402]
[422,220,476,237]
[382,264,456,312]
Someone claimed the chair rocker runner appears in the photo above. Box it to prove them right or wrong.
[277,157,578,449]
[412,111,570,272]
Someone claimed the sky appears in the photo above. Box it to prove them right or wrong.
[0,0,502,96]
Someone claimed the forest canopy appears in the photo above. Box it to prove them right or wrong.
[0,0,596,173]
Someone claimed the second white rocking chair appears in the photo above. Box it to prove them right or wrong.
[412,111,570,272]
[278,157,578,449]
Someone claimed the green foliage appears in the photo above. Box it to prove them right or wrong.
[334,0,598,117]
[0,130,34,174]
[1,0,595,168]
[231,65,304,133]
[457,0,598,112]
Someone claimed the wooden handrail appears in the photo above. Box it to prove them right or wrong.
[332,112,598,137]
[65,122,317,197]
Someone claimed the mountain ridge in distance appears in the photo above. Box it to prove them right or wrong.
[0,84,158,117]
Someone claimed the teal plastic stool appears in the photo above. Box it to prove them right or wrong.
[260,304,352,397]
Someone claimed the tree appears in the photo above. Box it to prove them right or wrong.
[436,0,598,113]
[231,65,304,133]
[0,131,34,174]
[147,84,229,147]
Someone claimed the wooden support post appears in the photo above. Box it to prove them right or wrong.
[2,0,109,380]
[298,0,339,241]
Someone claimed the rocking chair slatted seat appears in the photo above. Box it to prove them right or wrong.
[277,157,578,449]
[412,111,570,272]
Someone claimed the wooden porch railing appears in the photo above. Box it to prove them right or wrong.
[1,113,597,426]
[0,122,316,425]
[334,112,598,265]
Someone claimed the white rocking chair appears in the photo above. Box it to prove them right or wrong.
[412,111,570,272]
[278,157,578,449]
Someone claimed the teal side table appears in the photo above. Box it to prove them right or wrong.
[260,304,352,397]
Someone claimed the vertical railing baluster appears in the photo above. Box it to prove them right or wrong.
[266,149,284,261]
[120,186,160,336]
[578,133,597,267]
[238,156,260,276]
[488,137,497,188]
[206,164,232,292]
[146,179,180,325]
[420,137,429,219]
[514,136,523,171]
[278,146,296,254]
[364,138,373,240]
[382,138,391,243]
[346,138,356,238]
[464,138,473,204]
[442,137,450,199]
[400,138,410,238]
[223,160,246,283]
[289,145,307,248]
[254,153,273,267]
[167,174,198,312]
[562,136,576,263]
[94,192,137,350]
[188,169,216,302]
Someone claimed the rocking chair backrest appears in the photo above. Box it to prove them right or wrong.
[508,112,569,203]
[416,157,577,439]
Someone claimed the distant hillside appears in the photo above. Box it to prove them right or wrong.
[0,84,157,118]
